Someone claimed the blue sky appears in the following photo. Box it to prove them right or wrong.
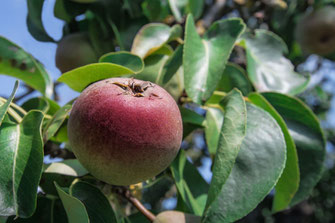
[0,0,79,105]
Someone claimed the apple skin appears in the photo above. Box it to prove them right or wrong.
[153,211,201,223]
[56,33,98,73]
[67,78,183,185]
[296,6,335,56]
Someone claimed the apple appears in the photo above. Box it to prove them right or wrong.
[56,33,98,73]
[296,6,335,56]
[67,78,183,185]
[153,211,201,223]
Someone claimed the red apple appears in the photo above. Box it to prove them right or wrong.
[67,78,183,185]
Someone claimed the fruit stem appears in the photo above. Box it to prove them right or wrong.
[117,186,156,222]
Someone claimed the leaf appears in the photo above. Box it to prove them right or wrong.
[55,182,89,223]
[58,63,138,92]
[142,0,170,22]
[244,30,309,95]
[180,106,205,138]
[204,107,224,155]
[0,37,53,96]
[21,97,49,114]
[70,181,117,223]
[168,0,204,21]
[204,89,247,214]
[0,80,19,126]
[40,159,88,196]
[26,0,55,42]
[99,51,144,73]
[0,111,44,217]
[161,44,183,85]
[262,92,326,206]
[54,0,86,22]
[203,103,286,223]
[168,0,188,22]
[187,0,204,19]
[44,159,88,177]
[131,23,182,58]
[171,150,209,215]
[183,14,245,104]
[6,196,68,223]
[43,104,72,142]
[248,93,300,212]
[218,63,253,96]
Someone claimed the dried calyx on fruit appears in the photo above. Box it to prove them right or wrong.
[68,78,183,186]
[112,78,160,98]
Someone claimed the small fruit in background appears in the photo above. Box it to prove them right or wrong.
[153,211,201,223]
[296,6,335,56]
[56,32,98,73]
[68,77,183,186]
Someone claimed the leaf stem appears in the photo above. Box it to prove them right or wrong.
[115,186,156,222]
[0,97,27,116]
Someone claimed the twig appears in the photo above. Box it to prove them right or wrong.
[202,0,227,28]
[114,186,156,222]
[44,141,75,159]
[13,86,35,103]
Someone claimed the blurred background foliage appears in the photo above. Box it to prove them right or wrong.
[1,0,335,222]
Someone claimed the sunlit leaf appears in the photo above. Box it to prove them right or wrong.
[183,14,245,104]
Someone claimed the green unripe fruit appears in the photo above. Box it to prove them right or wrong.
[68,78,183,186]
[296,6,335,56]
[153,211,201,223]
[56,33,98,73]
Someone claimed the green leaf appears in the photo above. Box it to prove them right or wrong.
[99,51,144,73]
[0,111,44,218]
[6,196,68,223]
[131,23,182,58]
[21,97,49,114]
[26,0,55,42]
[43,104,72,142]
[55,182,89,223]
[248,93,300,212]
[54,0,86,22]
[58,63,138,92]
[168,0,204,21]
[142,0,170,22]
[204,107,224,155]
[183,14,245,104]
[70,181,117,223]
[0,80,19,126]
[161,45,183,85]
[218,63,253,96]
[44,159,88,177]
[244,30,309,95]
[204,89,247,213]
[21,97,60,116]
[187,0,204,19]
[40,159,88,196]
[203,103,286,223]
[262,92,326,206]
[180,107,205,138]
[0,37,53,96]
[171,150,209,215]
[168,0,188,22]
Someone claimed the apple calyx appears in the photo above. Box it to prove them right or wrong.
[112,78,161,98]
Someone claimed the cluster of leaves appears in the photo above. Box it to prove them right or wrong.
[0,0,333,222]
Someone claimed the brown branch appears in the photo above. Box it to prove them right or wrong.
[114,186,156,222]
[202,0,227,28]
[44,141,75,159]
[13,86,35,103]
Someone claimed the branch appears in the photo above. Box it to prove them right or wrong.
[13,86,35,103]
[114,186,156,222]
[202,0,227,28]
